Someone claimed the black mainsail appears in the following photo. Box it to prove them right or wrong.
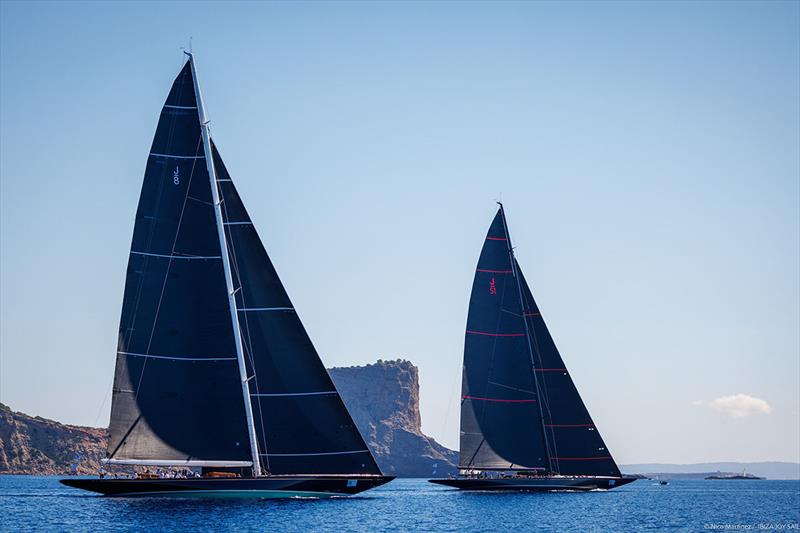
[435,204,630,491]
[108,60,250,465]
[97,56,383,489]
[459,209,547,471]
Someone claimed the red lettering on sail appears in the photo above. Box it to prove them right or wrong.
[489,277,497,295]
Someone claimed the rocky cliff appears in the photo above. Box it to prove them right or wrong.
[329,359,458,477]
[0,360,457,477]
[0,403,107,475]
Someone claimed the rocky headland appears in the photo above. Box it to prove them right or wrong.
[329,359,458,477]
[0,359,458,477]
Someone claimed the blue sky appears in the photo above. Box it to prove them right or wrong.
[1,1,798,464]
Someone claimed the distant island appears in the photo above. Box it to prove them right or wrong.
[705,473,765,480]
[1,360,798,479]
[620,463,800,480]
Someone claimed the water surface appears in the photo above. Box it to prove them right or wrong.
[2,476,798,532]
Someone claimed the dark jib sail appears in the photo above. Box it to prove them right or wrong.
[516,261,621,477]
[459,205,621,477]
[212,142,380,475]
[108,61,250,463]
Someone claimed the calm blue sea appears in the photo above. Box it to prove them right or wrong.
[1,477,798,532]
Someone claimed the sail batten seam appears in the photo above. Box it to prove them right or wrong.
[260,450,370,457]
[251,391,336,397]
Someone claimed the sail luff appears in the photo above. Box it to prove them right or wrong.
[498,204,555,473]
[108,60,250,463]
[187,53,262,476]
[459,208,548,470]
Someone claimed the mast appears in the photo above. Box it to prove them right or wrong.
[187,53,262,476]
[497,203,555,473]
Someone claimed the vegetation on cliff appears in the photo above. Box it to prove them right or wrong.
[0,402,107,475]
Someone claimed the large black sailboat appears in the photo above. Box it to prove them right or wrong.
[60,55,392,497]
[430,205,633,491]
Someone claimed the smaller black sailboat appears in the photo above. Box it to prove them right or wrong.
[430,205,634,492]
[60,55,392,497]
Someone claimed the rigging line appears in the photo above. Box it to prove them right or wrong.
[470,249,512,468]
[121,68,195,352]
[220,188,270,473]
[487,381,537,395]
[122,69,193,368]
[439,358,461,447]
[120,124,177,383]
[518,265,561,470]
[133,135,203,402]
[187,195,213,206]
[500,207,555,474]
[92,373,115,428]
[466,438,486,470]
[107,415,142,459]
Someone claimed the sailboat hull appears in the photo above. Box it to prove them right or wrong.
[60,475,394,498]
[429,476,635,491]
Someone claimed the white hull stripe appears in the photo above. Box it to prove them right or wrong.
[251,391,336,397]
[118,351,236,362]
[150,152,205,160]
[163,104,198,110]
[260,450,370,457]
[238,307,294,312]
[131,251,221,260]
